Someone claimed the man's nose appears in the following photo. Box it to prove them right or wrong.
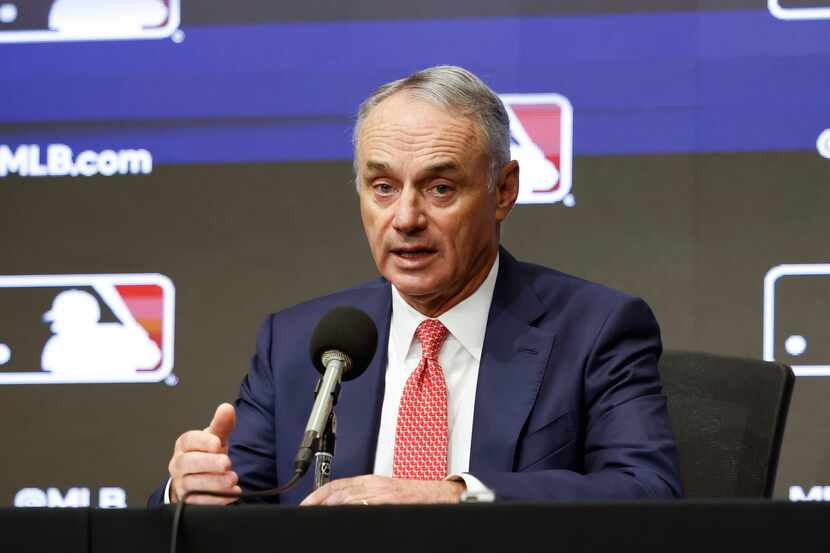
[392,187,427,234]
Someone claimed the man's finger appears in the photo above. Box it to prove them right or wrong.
[205,403,236,444]
[172,451,231,477]
[179,472,238,496]
[300,478,351,506]
[181,485,242,506]
[173,471,239,505]
[300,482,332,506]
[321,488,360,506]
[175,430,223,454]
[301,477,364,506]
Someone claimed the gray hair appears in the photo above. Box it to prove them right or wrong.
[353,65,510,191]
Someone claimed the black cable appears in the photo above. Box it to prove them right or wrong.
[169,470,304,553]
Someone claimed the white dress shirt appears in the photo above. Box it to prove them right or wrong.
[164,254,498,503]
[373,255,499,492]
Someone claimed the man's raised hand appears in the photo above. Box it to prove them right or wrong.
[168,403,241,504]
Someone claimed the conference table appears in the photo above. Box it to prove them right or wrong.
[3,500,828,552]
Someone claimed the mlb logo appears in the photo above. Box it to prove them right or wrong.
[818,129,830,160]
[500,94,574,207]
[763,264,830,376]
[0,273,175,384]
[769,0,830,20]
[0,0,181,43]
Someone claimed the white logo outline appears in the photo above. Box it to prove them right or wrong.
[0,273,175,384]
[499,93,574,207]
[0,0,181,43]
[763,264,830,376]
[817,129,830,160]
[769,0,830,21]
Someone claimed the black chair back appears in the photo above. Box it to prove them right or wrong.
[659,351,794,498]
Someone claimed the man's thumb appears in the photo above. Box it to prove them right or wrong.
[206,402,236,443]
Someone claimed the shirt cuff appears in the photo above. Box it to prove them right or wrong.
[446,472,489,495]
[163,478,172,504]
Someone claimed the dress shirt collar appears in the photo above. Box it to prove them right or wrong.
[390,253,500,363]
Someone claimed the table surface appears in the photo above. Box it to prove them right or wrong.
[2,500,829,553]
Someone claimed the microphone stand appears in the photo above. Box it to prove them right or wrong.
[313,412,336,490]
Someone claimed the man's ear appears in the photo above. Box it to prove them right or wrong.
[495,160,519,222]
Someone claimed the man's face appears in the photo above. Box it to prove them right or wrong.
[356,92,517,315]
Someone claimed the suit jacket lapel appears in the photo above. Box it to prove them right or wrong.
[332,282,392,478]
[470,249,556,473]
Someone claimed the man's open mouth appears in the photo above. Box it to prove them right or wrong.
[391,248,436,259]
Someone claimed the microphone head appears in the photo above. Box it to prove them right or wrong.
[309,306,378,381]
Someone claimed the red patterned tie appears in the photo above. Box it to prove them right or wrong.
[393,319,450,480]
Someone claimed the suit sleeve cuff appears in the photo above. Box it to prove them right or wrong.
[446,472,489,495]
[163,478,172,504]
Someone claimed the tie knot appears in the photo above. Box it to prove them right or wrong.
[415,319,449,360]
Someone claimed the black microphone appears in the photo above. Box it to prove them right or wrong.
[293,306,378,476]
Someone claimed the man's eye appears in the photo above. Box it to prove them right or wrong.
[433,183,452,195]
[374,182,394,194]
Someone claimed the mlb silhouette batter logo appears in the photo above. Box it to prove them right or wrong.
[499,94,574,207]
[768,0,830,21]
[0,0,181,43]
[0,273,175,384]
[763,264,830,376]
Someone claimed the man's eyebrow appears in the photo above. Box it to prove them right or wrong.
[363,160,390,174]
[361,160,464,179]
[421,161,463,176]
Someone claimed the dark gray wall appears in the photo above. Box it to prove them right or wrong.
[1,149,827,504]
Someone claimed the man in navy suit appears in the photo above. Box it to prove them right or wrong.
[151,65,681,506]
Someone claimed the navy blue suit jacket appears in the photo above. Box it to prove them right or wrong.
[149,249,681,505]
